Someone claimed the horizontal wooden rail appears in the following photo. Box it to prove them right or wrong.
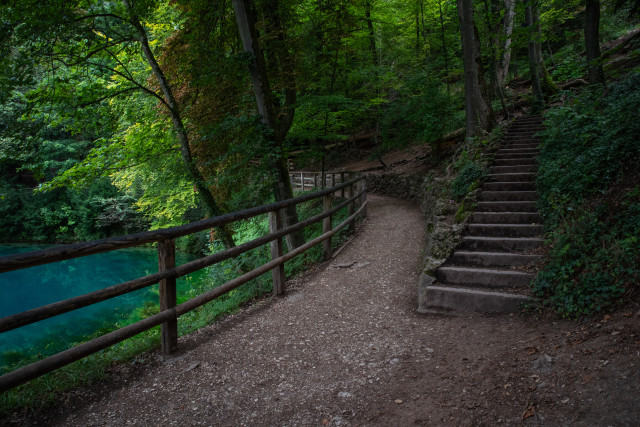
[0,191,365,333]
[0,177,361,274]
[0,177,367,392]
[289,171,348,191]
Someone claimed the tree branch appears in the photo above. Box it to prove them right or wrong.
[74,86,138,108]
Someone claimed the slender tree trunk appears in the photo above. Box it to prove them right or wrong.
[124,0,235,249]
[473,23,496,130]
[415,8,420,53]
[458,0,478,140]
[524,0,543,111]
[585,0,605,84]
[438,0,450,94]
[365,0,378,67]
[497,0,515,88]
[420,0,427,58]
[483,0,499,96]
[458,0,495,140]
[232,0,304,251]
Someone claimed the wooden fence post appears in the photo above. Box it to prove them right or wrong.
[158,239,177,354]
[360,178,368,216]
[331,173,335,188]
[322,194,332,260]
[340,172,345,198]
[348,181,355,233]
[268,210,286,295]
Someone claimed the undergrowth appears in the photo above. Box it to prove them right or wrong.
[534,72,640,316]
[0,194,356,416]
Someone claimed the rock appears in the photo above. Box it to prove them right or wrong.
[337,392,353,398]
[394,399,403,404]
[531,354,555,374]
[184,363,200,372]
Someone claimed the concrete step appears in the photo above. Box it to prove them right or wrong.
[436,266,535,288]
[490,165,537,174]
[496,148,540,156]
[481,191,537,201]
[502,143,540,149]
[501,138,542,147]
[422,286,531,313]
[468,223,543,237]
[450,251,541,267]
[488,173,537,182]
[476,201,537,212]
[483,181,535,191]
[503,135,541,143]
[492,158,537,166]
[462,236,543,252]
[472,212,541,224]
[494,152,538,160]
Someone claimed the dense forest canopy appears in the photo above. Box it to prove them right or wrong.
[0,0,637,246]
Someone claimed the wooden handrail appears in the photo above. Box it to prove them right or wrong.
[0,177,367,392]
[0,191,364,333]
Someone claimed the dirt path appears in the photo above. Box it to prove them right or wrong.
[16,195,640,426]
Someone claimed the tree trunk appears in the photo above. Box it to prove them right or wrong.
[524,0,543,111]
[497,0,515,88]
[458,0,495,141]
[472,23,496,131]
[232,0,304,252]
[124,0,236,249]
[365,0,378,67]
[458,0,478,140]
[438,0,450,94]
[585,0,605,84]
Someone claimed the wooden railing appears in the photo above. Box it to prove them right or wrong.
[289,171,351,192]
[0,177,367,392]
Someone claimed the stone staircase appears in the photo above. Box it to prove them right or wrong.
[425,115,544,313]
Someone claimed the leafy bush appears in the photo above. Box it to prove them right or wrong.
[450,154,487,201]
[534,72,640,316]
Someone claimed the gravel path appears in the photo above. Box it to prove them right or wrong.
[21,194,640,426]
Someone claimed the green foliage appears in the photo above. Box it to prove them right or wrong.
[534,72,640,316]
[0,178,147,243]
[381,72,456,149]
[450,151,487,201]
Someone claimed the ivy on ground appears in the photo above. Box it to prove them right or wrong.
[534,72,640,316]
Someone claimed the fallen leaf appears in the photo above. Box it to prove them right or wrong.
[322,419,330,426]
[522,406,535,419]
[603,314,611,322]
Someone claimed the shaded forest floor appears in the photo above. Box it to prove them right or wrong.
[7,195,640,426]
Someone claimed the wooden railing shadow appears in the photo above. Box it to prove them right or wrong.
[0,177,367,392]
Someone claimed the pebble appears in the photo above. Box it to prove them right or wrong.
[394,399,403,404]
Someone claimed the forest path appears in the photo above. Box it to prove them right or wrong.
[38,195,640,426]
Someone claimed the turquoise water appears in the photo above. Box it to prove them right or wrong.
[0,244,205,356]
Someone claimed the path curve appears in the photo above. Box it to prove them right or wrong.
[26,194,640,426]
[52,194,426,426]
